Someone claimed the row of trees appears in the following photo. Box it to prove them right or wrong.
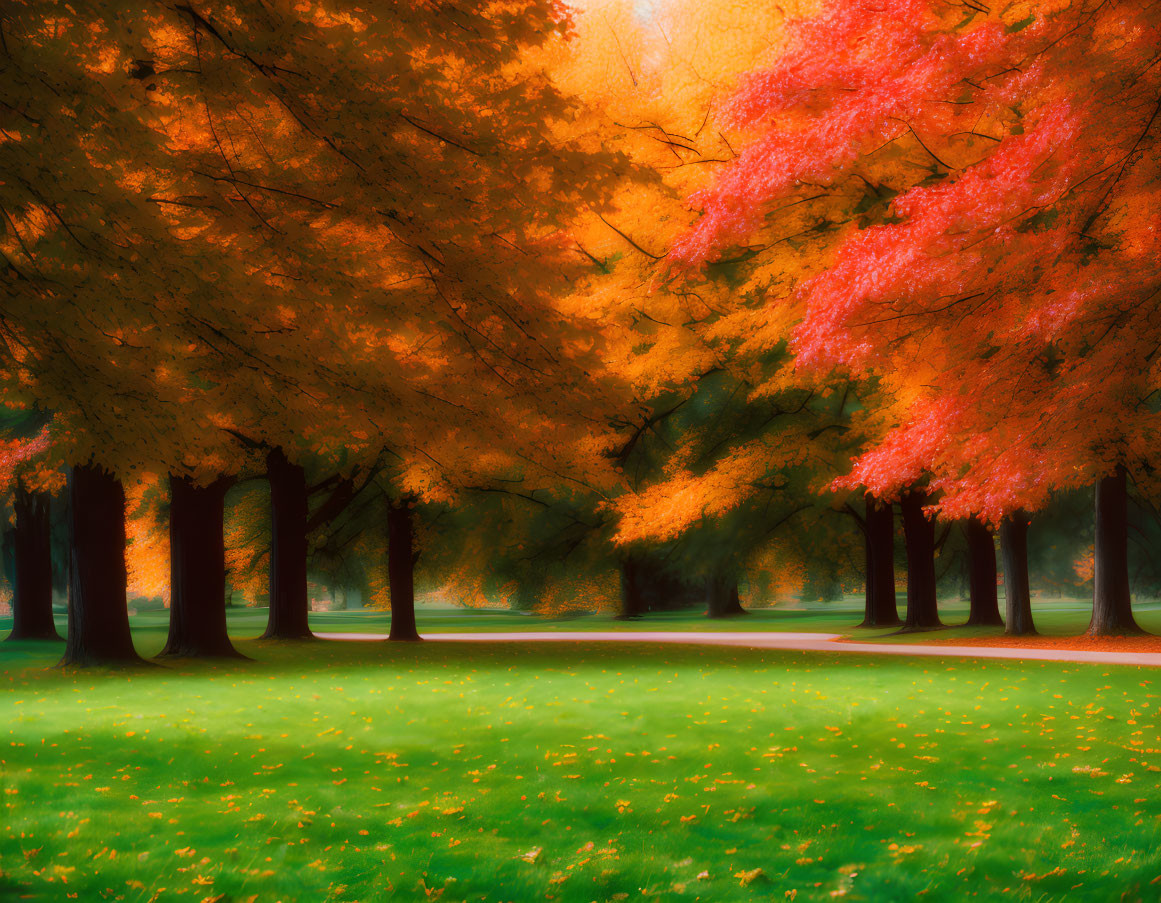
[1,0,635,663]
[2,0,1158,664]
[583,0,1160,633]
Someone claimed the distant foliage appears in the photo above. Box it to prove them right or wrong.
[126,476,171,605]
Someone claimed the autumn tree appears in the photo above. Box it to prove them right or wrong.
[668,0,1161,635]
[0,411,59,641]
[840,494,901,628]
[3,1,642,658]
[548,0,885,614]
[961,520,1002,628]
[3,0,262,663]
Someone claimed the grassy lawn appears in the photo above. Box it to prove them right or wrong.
[6,593,1161,651]
[2,631,1159,901]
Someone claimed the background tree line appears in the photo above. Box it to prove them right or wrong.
[2,0,1158,663]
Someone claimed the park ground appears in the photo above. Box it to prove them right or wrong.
[11,592,1156,643]
[2,602,1160,901]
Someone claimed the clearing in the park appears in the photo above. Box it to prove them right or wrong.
[3,609,1161,901]
[2,0,1160,900]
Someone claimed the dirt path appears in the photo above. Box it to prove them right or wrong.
[313,630,1161,667]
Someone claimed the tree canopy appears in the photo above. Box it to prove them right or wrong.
[1,0,1158,649]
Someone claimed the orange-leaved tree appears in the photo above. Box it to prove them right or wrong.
[550,1,908,620]
[2,1,635,659]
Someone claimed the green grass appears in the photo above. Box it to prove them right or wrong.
[2,629,1160,901]
[5,592,1161,650]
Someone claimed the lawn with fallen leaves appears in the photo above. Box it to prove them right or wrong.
[2,634,1159,901]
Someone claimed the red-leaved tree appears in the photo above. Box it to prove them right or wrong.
[671,0,1161,634]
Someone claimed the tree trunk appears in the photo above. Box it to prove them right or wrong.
[261,448,312,639]
[61,463,141,666]
[862,497,900,627]
[900,490,941,630]
[1088,465,1140,635]
[387,500,421,641]
[963,518,1003,627]
[706,573,746,618]
[8,483,60,641]
[618,557,647,619]
[161,475,242,658]
[1001,510,1035,636]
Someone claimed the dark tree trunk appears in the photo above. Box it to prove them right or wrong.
[262,448,312,640]
[161,474,242,658]
[387,500,421,641]
[1088,465,1140,635]
[861,497,900,627]
[618,557,647,619]
[963,518,1003,627]
[8,483,60,641]
[61,464,141,666]
[616,556,705,614]
[706,573,746,618]
[900,490,941,630]
[1001,510,1035,636]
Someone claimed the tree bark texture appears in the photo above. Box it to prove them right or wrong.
[262,448,312,639]
[616,556,708,617]
[61,463,140,666]
[706,573,746,618]
[1088,465,1140,635]
[900,490,941,630]
[619,557,647,619]
[963,518,1003,627]
[387,500,421,641]
[161,474,241,657]
[862,497,900,627]
[8,483,60,641]
[1001,510,1036,636]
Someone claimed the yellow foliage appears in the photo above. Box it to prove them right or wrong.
[125,476,170,605]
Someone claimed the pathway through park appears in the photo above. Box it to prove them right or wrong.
[313,630,1161,667]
